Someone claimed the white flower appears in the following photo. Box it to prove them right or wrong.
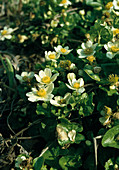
[105,2,113,12]
[15,155,27,169]
[66,73,85,94]
[68,130,76,142]
[111,27,119,37]
[26,83,54,102]
[51,20,59,28]
[0,27,15,41]
[54,45,73,55]
[16,72,34,83]
[18,34,28,43]
[104,41,119,59]
[50,93,71,107]
[113,0,119,10]
[45,51,60,62]
[35,68,59,86]
[59,0,71,6]
[79,9,85,16]
[77,40,98,58]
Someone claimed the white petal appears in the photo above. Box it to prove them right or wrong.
[39,70,46,78]
[35,74,41,83]
[31,87,37,92]
[67,73,76,80]
[104,44,108,51]
[46,83,54,94]
[77,49,83,55]
[51,73,59,82]
[81,43,86,49]
[78,78,84,87]
[108,42,114,48]
[44,94,54,101]
[64,93,71,101]
[106,52,114,59]
[44,68,52,77]
[66,83,75,90]
[26,92,34,97]
[50,99,60,106]
[54,96,62,101]
[86,40,93,48]
[77,87,85,94]
[5,35,12,39]
[72,79,77,85]
[21,72,28,77]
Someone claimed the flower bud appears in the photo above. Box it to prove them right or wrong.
[51,20,59,28]
[79,9,85,16]
[93,66,101,73]
[78,70,83,76]
[47,11,52,15]
[42,103,48,109]
[66,22,70,26]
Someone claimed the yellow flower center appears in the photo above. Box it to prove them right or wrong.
[84,47,93,55]
[48,54,56,59]
[42,76,51,83]
[60,48,67,53]
[1,30,7,36]
[110,46,119,52]
[113,29,119,36]
[105,2,113,10]
[86,55,95,62]
[37,89,46,97]
[117,1,119,6]
[108,74,119,84]
[60,0,67,4]
[73,82,80,89]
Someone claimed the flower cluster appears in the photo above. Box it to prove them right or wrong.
[23,45,86,106]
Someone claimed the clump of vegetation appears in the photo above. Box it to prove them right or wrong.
[0,0,119,169]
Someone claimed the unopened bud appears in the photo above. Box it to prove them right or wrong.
[93,66,101,73]
[79,9,85,16]
[78,70,83,76]
[47,11,52,15]
[63,12,67,17]
[85,33,90,39]
[42,103,48,109]
[66,22,70,26]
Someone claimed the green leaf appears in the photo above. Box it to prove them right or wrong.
[117,98,119,105]
[84,65,100,81]
[43,145,61,169]
[33,156,44,170]
[36,103,50,116]
[86,1,102,7]
[75,134,85,144]
[59,155,82,170]
[101,63,119,76]
[102,125,119,149]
